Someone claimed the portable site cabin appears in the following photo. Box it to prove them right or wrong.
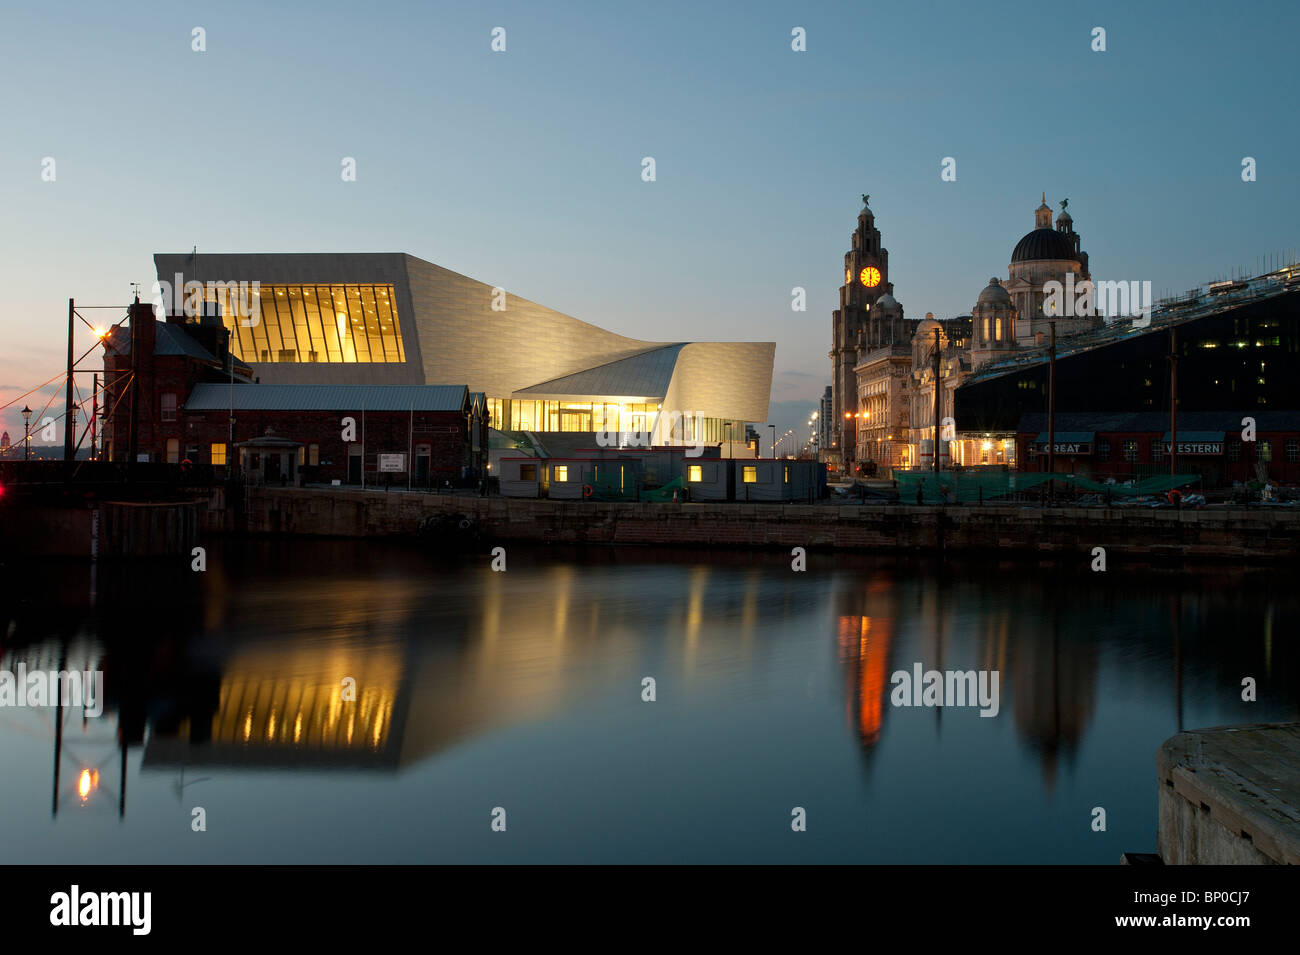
[587,457,642,500]
[682,458,732,501]
[585,445,719,489]
[499,456,547,498]
[732,459,823,502]
[544,458,596,500]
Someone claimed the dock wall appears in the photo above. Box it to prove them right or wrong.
[222,488,1300,559]
[1157,724,1300,865]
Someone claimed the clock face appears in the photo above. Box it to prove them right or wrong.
[860,266,882,288]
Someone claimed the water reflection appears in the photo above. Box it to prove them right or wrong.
[0,542,1296,862]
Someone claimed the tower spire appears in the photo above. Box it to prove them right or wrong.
[1035,193,1053,229]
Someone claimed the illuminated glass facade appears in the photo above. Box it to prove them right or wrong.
[483,396,728,438]
[210,284,405,364]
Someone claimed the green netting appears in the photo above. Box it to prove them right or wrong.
[639,476,685,502]
[894,470,1201,503]
[588,473,639,501]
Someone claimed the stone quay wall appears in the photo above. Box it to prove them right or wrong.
[221,488,1300,560]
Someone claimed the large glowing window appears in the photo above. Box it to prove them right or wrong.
[216,284,404,363]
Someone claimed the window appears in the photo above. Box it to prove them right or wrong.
[1151,443,1164,463]
[982,318,989,341]
[1228,441,1241,462]
[211,442,227,466]
[161,393,178,422]
[784,466,790,483]
[1122,440,1139,463]
[1288,439,1299,463]
[553,465,569,482]
[1260,440,1272,462]
[994,318,1002,341]
[520,464,537,481]
[742,466,757,483]
[1097,439,1110,462]
[687,465,702,482]
[218,283,404,365]
[166,438,179,464]
[309,444,320,466]
[298,447,306,466]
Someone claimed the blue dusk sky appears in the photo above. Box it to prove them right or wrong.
[2,0,1297,442]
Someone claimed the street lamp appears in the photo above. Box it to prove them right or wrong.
[724,422,732,458]
[769,424,776,459]
[21,405,32,462]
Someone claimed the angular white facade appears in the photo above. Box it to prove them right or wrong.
[153,252,774,433]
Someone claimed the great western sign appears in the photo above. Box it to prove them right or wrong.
[1033,442,1092,455]
[1164,442,1223,456]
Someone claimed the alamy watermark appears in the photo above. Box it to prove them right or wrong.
[890,663,1000,717]
[50,885,150,935]
[0,665,104,716]
[595,410,706,456]
[1043,273,1152,327]
[151,274,261,327]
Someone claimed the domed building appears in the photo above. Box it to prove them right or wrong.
[851,286,915,473]
[836,192,1094,475]
[1004,194,1096,345]
[971,276,1017,370]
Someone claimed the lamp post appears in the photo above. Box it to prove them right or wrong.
[768,424,776,459]
[21,405,33,462]
[724,422,732,458]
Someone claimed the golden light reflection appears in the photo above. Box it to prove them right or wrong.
[77,768,99,802]
[839,614,893,746]
[551,566,574,642]
[683,567,710,672]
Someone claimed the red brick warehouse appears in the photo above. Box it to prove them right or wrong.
[102,300,486,486]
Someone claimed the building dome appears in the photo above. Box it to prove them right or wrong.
[875,292,899,309]
[977,277,1011,305]
[915,312,942,339]
[1010,227,1077,263]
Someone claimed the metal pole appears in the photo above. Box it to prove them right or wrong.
[64,299,76,473]
[128,300,139,470]
[1169,327,1178,479]
[1048,321,1057,503]
[408,400,413,492]
[91,373,99,459]
[932,327,940,475]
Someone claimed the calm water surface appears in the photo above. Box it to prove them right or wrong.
[1,540,1296,863]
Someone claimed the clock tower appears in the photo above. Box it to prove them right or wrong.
[830,195,904,466]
